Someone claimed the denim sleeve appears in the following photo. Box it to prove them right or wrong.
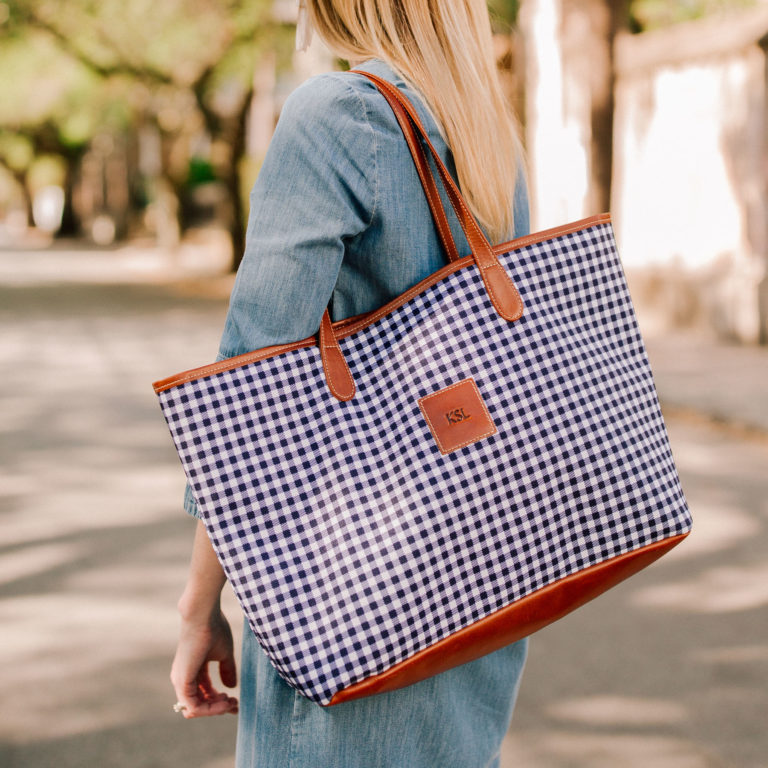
[513,159,531,239]
[218,74,378,358]
[183,74,377,519]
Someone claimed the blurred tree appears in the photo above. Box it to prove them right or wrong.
[2,0,758,255]
[595,0,754,213]
[1,0,294,265]
[521,0,752,217]
[629,0,758,31]
[0,28,115,232]
[537,0,629,214]
[488,0,521,30]
[581,0,630,214]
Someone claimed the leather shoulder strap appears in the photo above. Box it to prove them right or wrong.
[350,69,524,323]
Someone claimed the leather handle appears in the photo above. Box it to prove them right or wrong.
[319,308,355,402]
[353,71,524,323]
[320,69,525,402]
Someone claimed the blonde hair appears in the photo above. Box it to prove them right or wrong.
[306,0,524,244]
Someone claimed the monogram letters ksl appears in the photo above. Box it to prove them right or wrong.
[445,407,471,425]
[418,378,497,455]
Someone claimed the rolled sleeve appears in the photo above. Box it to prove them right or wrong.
[218,73,377,359]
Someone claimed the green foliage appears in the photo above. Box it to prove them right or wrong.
[488,0,521,33]
[0,132,33,171]
[630,0,758,31]
[0,0,291,202]
[27,154,66,193]
[187,157,217,185]
[5,0,269,80]
[0,32,92,128]
[0,0,282,140]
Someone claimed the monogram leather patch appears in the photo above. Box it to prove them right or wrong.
[418,378,497,455]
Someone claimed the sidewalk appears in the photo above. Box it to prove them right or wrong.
[645,333,768,436]
[0,242,766,768]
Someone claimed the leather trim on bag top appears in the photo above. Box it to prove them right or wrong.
[152,213,612,394]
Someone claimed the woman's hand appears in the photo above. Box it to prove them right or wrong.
[170,607,239,718]
[170,519,239,718]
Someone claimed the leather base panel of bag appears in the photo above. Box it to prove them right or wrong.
[327,532,688,706]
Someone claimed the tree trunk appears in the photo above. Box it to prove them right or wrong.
[560,0,629,214]
[590,0,629,213]
[227,89,254,272]
[155,174,182,251]
[59,153,80,236]
[19,174,35,228]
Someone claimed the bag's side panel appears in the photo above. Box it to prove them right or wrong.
[156,221,692,705]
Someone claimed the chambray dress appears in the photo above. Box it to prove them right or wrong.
[184,57,530,768]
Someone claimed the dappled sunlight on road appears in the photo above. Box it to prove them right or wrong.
[504,419,768,768]
[1,588,181,739]
[1,252,766,768]
[546,695,688,727]
[505,730,714,768]
[671,428,768,485]
[630,420,768,615]
[0,541,81,587]
[691,645,768,665]
[0,260,242,767]
[634,562,768,614]
[0,234,232,287]
[656,500,759,560]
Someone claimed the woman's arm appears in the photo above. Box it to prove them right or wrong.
[171,72,377,710]
[170,520,239,718]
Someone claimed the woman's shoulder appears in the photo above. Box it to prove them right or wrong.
[278,69,379,132]
[283,69,364,113]
[277,61,440,144]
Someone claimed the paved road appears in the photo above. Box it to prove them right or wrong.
[1,246,766,767]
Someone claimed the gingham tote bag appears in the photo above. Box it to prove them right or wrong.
[153,72,692,706]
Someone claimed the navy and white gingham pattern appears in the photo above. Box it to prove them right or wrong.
[157,221,691,704]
